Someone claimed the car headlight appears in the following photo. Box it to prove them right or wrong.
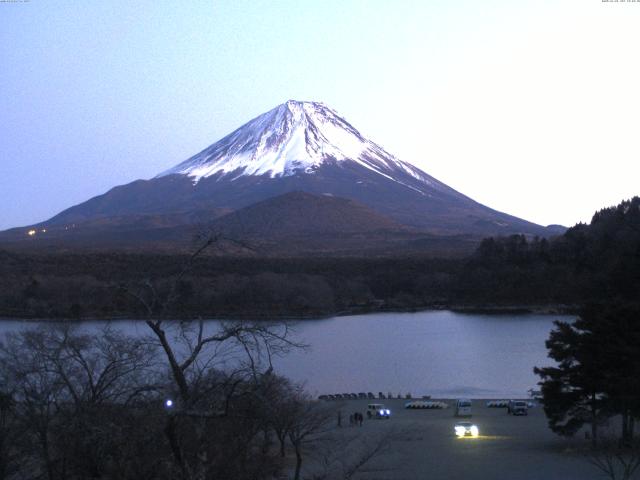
[455,426,466,436]
[379,410,384,415]
[470,426,479,436]
[385,409,391,415]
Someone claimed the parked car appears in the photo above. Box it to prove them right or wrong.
[366,403,391,419]
[455,398,472,417]
[507,400,528,415]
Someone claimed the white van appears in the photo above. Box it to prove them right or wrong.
[366,403,391,419]
[455,398,472,417]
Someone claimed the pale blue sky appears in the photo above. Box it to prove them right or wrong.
[1,0,639,230]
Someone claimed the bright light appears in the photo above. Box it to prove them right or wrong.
[165,399,173,408]
[455,424,479,438]
[385,409,391,415]
[27,229,36,236]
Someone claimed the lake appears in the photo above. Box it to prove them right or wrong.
[0,310,569,399]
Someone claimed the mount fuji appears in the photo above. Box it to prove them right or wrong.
[158,100,443,189]
[1,100,562,254]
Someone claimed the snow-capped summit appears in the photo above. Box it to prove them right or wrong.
[157,100,443,195]
[11,100,556,244]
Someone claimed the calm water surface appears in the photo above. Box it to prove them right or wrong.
[0,311,570,398]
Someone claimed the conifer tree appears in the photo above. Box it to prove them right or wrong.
[535,303,640,446]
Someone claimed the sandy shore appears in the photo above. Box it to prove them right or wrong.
[317,398,601,480]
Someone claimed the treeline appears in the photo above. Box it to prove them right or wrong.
[0,321,387,480]
[1,197,638,320]
[461,196,640,306]
[529,198,640,465]
[0,253,461,319]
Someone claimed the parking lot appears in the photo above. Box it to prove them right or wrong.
[324,398,603,480]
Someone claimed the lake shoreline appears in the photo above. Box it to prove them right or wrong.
[0,302,579,323]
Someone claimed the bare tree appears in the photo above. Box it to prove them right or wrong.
[120,234,306,479]
[253,372,296,458]
[0,328,72,480]
[120,234,303,404]
[47,325,157,407]
[0,325,160,480]
[586,436,640,480]
[285,394,336,480]
[307,428,400,480]
[0,320,321,480]
[0,392,20,480]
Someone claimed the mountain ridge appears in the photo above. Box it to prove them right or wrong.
[0,100,564,252]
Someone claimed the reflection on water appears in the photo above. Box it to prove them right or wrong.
[0,310,570,398]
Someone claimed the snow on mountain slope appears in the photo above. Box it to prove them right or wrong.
[157,100,448,196]
[1,99,557,242]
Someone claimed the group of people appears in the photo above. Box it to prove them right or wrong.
[349,412,364,426]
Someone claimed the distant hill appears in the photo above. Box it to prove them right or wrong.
[211,191,405,236]
[0,192,479,257]
[206,191,479,256]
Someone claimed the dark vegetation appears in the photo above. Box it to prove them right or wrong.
[0,235,395,480]
[536,303,640,445]
[466,197,640,306]
[535,303,640,480]
[531,198,640,478]
[0,321,389,480]
[1,197,639,320]
[0,197,637,479]
[0,253,461,319]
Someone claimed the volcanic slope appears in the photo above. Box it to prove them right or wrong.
[2,100,562,250]
[205,191,474,256]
